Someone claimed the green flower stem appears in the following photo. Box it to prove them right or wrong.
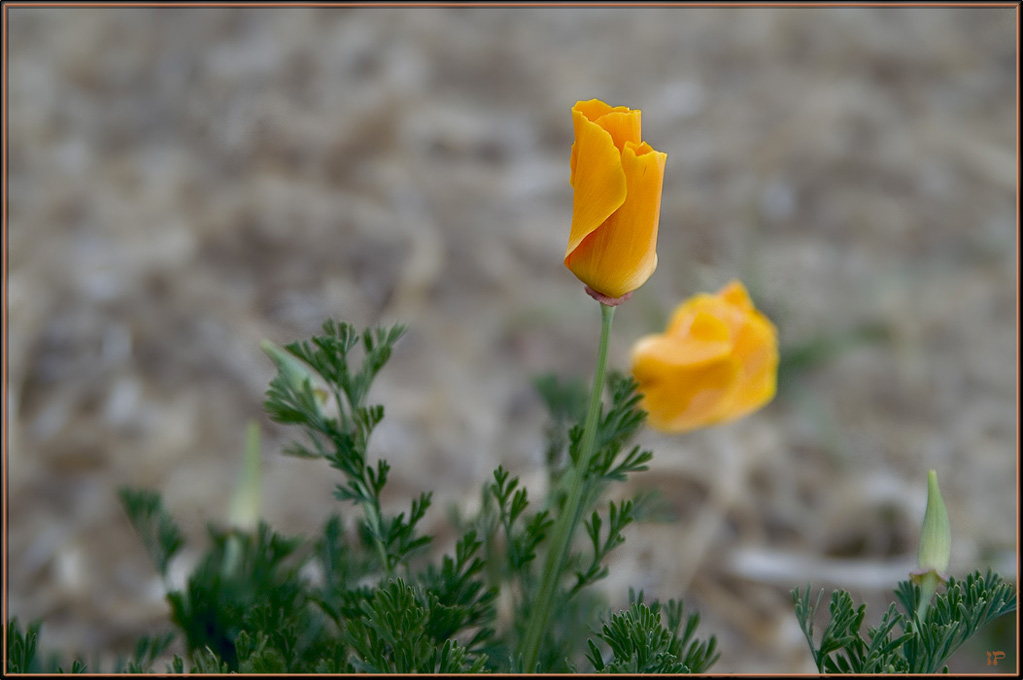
[520,302,615,672]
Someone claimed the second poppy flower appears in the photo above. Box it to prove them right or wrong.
[630,280,778,433]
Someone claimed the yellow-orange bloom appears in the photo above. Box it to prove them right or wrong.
[630,280,778,433]
[565,99,667,299]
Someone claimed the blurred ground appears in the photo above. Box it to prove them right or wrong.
[5,5,1018,674]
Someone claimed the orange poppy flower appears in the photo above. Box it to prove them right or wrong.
[630,280,778,433]
[565,99,667,300]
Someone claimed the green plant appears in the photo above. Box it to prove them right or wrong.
[47,319,713,674]
[793,570,1015,674]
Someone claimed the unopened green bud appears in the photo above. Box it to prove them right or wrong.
[912,469,950,584]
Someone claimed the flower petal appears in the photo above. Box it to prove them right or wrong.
[566,107,628,257]
[668,287,756,337]
[718,280,754,311]
[631,312,732,373]
[721,310,778,417]
[565,141,666,298]
[591,109,642,152]
[570,99,635,188]
[636,352,742,433]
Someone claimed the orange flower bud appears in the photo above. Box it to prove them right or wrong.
[630,280,778,433]
[565,99,667,299]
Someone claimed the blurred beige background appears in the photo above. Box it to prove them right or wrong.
[6,5,1017,674]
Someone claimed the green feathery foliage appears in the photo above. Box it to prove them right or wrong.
[793,570,1016,674]
[11,319,717,674]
